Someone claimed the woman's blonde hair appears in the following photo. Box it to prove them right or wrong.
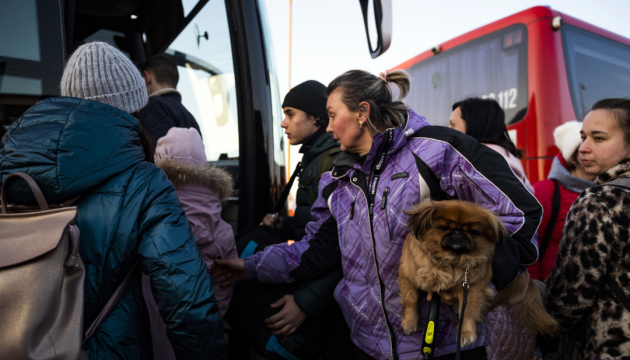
[326,70,411,134]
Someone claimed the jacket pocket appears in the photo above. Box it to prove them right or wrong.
[381,187,396,243]
[343,197,356,247]
[458,165,497,205]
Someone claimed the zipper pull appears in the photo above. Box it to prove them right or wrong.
[350,198,356,220]
[381,187,389,210]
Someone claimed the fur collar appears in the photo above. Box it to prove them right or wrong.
[156,159,233,199]
[596,158,630,185]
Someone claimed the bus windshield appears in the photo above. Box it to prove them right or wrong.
[403,24,528,126]
[165,0,239,162]
[562,24,630,120]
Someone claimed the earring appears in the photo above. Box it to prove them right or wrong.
[359,122,363,129]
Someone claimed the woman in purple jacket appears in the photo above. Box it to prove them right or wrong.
[214,70,542,360]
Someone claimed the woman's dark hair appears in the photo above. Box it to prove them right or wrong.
[452,97,523,159]
[131,112,155,163]
[326,70,411,134]
[591,98,630,145]
[140,127,155,163]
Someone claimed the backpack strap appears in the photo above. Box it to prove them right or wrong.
[604,177,630,189]
[1,172,49,211]
[605,274,630,312]
[83,259,141,342]
[538,180,560,263]
[272,162,302,214]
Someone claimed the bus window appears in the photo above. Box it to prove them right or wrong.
[259,0,286,169]
[403,24,527,126]
[562,24,630,121]
[0,0,64,100]
[166,0,238,162]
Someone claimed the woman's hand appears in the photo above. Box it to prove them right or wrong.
[264,294,307,336]
[260,212,283,229]
[211,258,246,287]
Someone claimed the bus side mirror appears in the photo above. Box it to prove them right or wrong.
[359,0,392,59]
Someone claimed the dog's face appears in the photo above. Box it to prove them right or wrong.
[405,200,507,263]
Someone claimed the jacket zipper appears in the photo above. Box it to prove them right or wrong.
[344,197,356,246]
[365,129,398,359]
[381,187,393,241]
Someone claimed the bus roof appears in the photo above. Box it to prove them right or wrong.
[393,5,630,71]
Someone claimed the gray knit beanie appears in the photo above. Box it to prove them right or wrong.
[61,42,148,114]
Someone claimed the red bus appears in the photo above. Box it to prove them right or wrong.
[392,6,630,183]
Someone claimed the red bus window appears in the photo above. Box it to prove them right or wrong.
[402,24,528,127]
[562,24,630,120]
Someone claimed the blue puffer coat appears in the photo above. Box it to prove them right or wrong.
[244,110,542,359]
[0,97,226,359]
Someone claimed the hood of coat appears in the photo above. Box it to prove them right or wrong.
[154,127,207,165]
[154,127,233,199]
[156,159,233,200]
[0,97,146,204]
[548,155,594,193]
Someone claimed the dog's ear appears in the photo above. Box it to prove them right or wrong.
[404,201,439,239]
[483,209,510,243]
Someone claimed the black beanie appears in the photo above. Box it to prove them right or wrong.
[282,80,329,126]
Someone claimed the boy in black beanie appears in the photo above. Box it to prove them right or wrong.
[227,80,351,360]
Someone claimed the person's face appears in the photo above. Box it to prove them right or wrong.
[326,90,371,155]
[569,150,597,181]
[448,107,467,133]
[280,107,318,145]
[579,109,630,176]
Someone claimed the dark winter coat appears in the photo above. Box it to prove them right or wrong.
[136,89,201,148]
[545,158,630,359]
[0,97,225,359]
[279,128,340,242]
[281,129,341,323]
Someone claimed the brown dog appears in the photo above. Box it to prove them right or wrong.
[398,200,557,347]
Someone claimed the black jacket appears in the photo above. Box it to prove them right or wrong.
[279,128,340,242]
[136,90,201,147]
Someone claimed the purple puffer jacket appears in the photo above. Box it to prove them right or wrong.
[245,110,541,359]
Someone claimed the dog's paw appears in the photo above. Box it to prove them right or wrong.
[401,314,419,335]
[459,330,477,348]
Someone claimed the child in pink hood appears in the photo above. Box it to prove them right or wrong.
[142,127,236,359]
